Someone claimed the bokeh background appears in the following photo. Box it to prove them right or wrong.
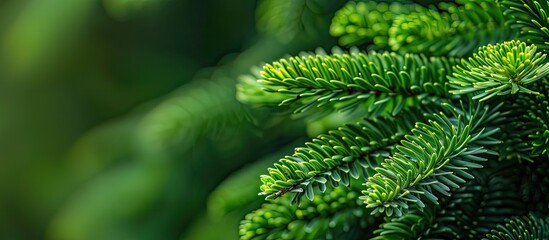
[0,0,311,239]
[0,0,439,239]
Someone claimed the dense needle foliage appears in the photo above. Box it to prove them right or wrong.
[225,0,549,239]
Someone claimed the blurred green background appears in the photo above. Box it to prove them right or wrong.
[0,0,262,239]
[0,0,441,239]
[0,0,335,239]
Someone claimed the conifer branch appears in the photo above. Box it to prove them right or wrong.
[450,40,549,101]
[256,51,455,117]
[362,102,503,217]
[372,169,524,239]
[483,214,549,240]
[389,0,513,57]
[240,185,376,240]
[329,1,421,48]
[524,81,549,156]
[259,111,422,202]
[493,97,535,161]
[500,0,549,53]
[371,205,437,239]
[234,1,549,239]
[424,172,525,239]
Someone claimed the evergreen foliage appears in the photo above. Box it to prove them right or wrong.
[501,0,549,53]
[483,214,549,240]
[206,0,549,239]
[431,174,523,238]
[258,111,422,202]
[361,102,503,217]
[388,0,512,57]
[450,40,549,101]
[241,182,377,240]
[330,1,419,48]
[253,50,456,117]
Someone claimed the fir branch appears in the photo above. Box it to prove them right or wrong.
[424,171,525,239]
[524,80,549,156]
[237,67,292,107]
[256,51,455,117]
[259,111,422,202]
[500,0,549,53]
[496,80,549,159]
[372,169,524,239]
[329,1,421,48]
[483,214,549,240]
[361,102,503,217]
[389,0,513,57]
[240,185,376,240]
[371,205,437,240]
[235,1,549,238]
[493,97,535,161]
[450,40,549,101]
